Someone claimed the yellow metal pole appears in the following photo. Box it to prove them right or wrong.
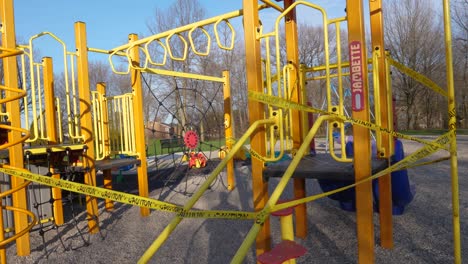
[442,1,461,263]
[242,0,271,256]
[97,82,114,211]
[280,214,296,264]
[128,34,150,216]
[280,215,294,241]
[369,0,393,249]
[0,200,6,263]
[1,0,31,255]
[43,57,64,225]
[74,21,99,233]
[299,64,309,151]
[346,0,374,263]
[283,0,307,239]
[223,71,235,190]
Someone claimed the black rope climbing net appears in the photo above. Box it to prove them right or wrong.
[141,73,228,197]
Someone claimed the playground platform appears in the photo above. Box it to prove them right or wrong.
[5,135,468,263]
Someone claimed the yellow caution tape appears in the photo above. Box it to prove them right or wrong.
[386,56,448,97]
[0,166,255,220]
[226,137,237,145]
[0,91,455,224]
[248,91,450,152]
[249,149,267,162]
[270,130,455,216]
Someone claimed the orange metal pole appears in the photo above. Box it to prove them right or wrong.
[74,21,99,233]
[283,0,307,239]
[128,34,150,216]
[97,82,114,211]
[43,57,65,225]
[369,0,393,249]
[346,0,374,262]
[242,0,271,257]
[1,0,31,255]
[223,71,236,191]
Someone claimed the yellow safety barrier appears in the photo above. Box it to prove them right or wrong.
[92,90,139,159]
[92,91,106,160]
[326,17,351,162]
[107,93,137,157]
[19,32,83,143]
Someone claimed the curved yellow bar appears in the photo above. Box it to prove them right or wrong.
[189,26,211,56]
[0,206,37,247]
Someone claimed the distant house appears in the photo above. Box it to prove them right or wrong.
[145,121,173,139]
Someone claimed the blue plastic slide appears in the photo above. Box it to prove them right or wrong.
[318,139,414,215]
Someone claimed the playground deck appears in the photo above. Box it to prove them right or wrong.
[5,135,468,263]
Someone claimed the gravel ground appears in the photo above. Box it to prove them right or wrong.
[5,135,468,263]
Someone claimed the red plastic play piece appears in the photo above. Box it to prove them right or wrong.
[257,240,307,264]
[271,200,294,217]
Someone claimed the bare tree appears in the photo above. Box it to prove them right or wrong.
[145,0,206,130]
[452,0,468,127]
[384,0,445,130]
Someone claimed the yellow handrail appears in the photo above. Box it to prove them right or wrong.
[373,50,383,154]
[92,91,105,160]
[20,32,83,142]
[327,17,351,162]
[255,1,354,163]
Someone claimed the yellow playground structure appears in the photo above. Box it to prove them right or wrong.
[0,0,461,263]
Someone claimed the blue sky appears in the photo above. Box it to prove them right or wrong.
[13,0,347,71]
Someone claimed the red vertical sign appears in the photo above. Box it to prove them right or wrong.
[349,41,364,111]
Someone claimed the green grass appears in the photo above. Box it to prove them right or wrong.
[146,138,226,156]
[400,128,468,135]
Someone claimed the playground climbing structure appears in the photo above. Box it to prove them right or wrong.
[0,0,462,264]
